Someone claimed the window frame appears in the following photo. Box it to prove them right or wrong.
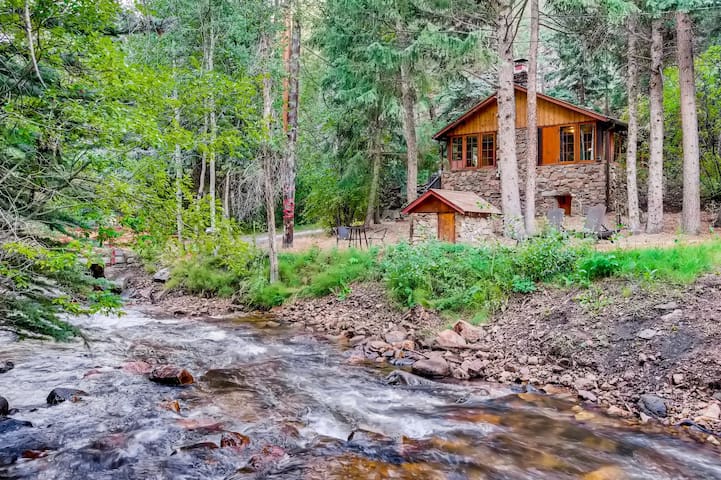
[559,125,576,163]
[579,123,595,162]
[540,122,598,166]
[447,132,496,170]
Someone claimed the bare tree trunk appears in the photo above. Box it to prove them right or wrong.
[398,21,418,205]
[23,1,45,88]
[282,12,300,248]
[207,10,217,233]
[524,0,539,236]
[626,17,641,233]
[676,11,700,234]
[222,172,230,219]
[174,92,183,244]
[260,26,279,282]
[365,120,382,226]
[496,0,525,238]
[646,18,664,234]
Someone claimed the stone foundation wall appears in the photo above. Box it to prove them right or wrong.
[457,215,496,244]
[441,128,610,216]
[411,213,437,243]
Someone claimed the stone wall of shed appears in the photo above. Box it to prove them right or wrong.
[411,213,437,244]
[441,128,609,216]
[457,215,496,244]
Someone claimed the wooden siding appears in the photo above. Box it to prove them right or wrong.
[445,90,597,137]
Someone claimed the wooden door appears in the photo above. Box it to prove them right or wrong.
[557,195,572,215]
[438,213,456,243]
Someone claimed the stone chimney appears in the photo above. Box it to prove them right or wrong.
[513,58,528,87]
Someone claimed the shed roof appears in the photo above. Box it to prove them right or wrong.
[402,189,502,215]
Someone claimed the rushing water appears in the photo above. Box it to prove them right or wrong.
[0,310,720,479]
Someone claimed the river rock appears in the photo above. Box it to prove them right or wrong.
[638,394,667,418]
[0,396,8,416]
[461,358,486,377]
[122,361,153,375]
[149,366,194,386]
[578,390,598,402]
[385,370,436,386]
[660,309,683,322]
[0,361,14,374]
[0,418,32,434]
[452,320,485,343]
[637,329,657,340]
[435,330,467,349]
[47,388,87,405]
[152,267,171,283]
[220,432,251,451]
[696,403,721,421]
[582,465,628,480]
[412,355,450,378]
[247,445,286,471]
[384,330,407,344]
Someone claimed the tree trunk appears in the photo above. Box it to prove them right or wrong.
[282,13,300,248]
[496,0,525,239]
[222,172,230,219]
[676,11,700,234]
[365,120,382,226]
[174,91,183,245]
[207,10,217,233]
[625,16,641,233]
[23,1,45,88]
[646,18,664,234]
[524,0,539,236]
[260,28,279,283]
[398,21,418,205]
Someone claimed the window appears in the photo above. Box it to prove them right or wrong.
[580,124,595,161]
[560,126,575,162]
[451,137,462,166]
[466,135,478,167]
[481,133,495,166]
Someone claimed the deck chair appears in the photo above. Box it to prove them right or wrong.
[546,208,566,231]
[335,225,351,246]
[583,205,616,240]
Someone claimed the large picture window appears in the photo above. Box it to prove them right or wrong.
[481,133,495,166]
[560,126,575,162]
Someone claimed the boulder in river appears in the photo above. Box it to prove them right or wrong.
[0,361,14,374]
[0,418,33,434]
[434,330,467,349]
[121,361,153,375]
[149,366,194,386]
[385,370,436,386]
[47,388,87,405]
[638,394,667,418]
[220,432,251,451]
[0,396,8,416]
[412,354,450,378]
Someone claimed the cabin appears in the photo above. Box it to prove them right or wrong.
[433,80,627,217]
[402,189,501,243]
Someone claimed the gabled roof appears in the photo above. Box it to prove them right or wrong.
[402,189,502,215]
[432,85,626,140]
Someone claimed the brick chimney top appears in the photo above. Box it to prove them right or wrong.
[513,58,528,87]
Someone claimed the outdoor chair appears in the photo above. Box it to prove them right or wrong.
[367,227,388,246]
[583,205,617,240]
[546,207,566,231]
[335,225,351,247]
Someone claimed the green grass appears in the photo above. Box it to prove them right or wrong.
[168,232,721,319]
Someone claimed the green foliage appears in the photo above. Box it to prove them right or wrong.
[0,240,121,340]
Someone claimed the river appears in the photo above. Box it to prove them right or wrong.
[0,310,720,479]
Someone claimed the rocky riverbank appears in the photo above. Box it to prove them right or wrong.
[277,279,721,441]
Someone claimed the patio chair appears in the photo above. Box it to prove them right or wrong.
[546,207,566,231]
[367,227,388,246]
[583,205,616,240]
[335,225,351,246]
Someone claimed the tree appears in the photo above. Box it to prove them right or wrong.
[647,16,665,233]
[626,15,641,233]
[676,10,701,234]
[494,0,525,238]
[282,7,301,248]
[524,0,539,235]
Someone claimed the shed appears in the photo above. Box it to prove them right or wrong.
[402,189,501,243]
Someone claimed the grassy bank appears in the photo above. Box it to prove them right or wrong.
[167,233,721,320]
